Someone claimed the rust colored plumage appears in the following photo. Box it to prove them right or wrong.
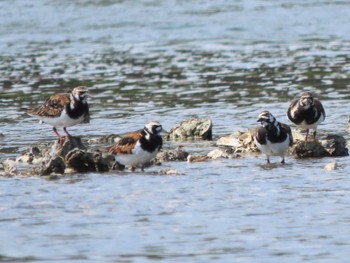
[108,132,142,155]
[28,93,70,118]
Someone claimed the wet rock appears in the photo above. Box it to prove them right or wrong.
[324,162,338,171]
[168,118,212,140]
[290,140,329,158]
[65,149,95,173]
[291,134,348,158]
[88,134,122,144]
[153,147,189,163]
[111,161,125,171]
[321,134,348,157]
[16,137,117,176]
[2,159,17,176]
[207,147,241,159]
[152,169,185,176]
[52,136,86,158]
[216,129,258,153]
[187,154,209,163]
[40,157,65,176]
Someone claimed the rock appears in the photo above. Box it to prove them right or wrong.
[187,154,209,163]
[324,162,338,171]
[52,136,86,158]
[153,169,184,176]
[65,149,95,173]
[321,134,348,157]
[2,159,17,176]
[17,137,117,176]
[207,147,241,159]
[216,129,258,153]
[168,118,212,140]
[40,157,65,176]
[217,129,348,159]
[88,134,122,144]
[291,134,348,158]
[290,140,329,158]
[153,147,189,163]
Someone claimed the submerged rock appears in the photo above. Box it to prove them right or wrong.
[324,162,338,171]
[168,118,212,140]
[187,154,209,163]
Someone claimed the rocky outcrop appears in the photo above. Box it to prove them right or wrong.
[1,121,349,177]
[168,118,212,140]
[215,129,348,159]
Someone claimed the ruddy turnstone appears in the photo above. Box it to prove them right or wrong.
[27,86,90,143]
[108,121,166,172]
[254,111,293,164]
[287,92,325,141]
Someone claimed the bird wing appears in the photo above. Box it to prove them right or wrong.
[255,127,267,145]
[27,93,69,118]
[314,99,326,119]
[108,132,142,155]
[287,99,299,123]
[281,123,293,146]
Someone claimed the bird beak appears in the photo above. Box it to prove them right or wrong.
[160,128,170,135]
[257,118,263,122]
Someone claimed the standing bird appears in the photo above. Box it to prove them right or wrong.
[27,86,90,144]
[287,92,325,141]
[108,121,166,172]
[254,111,293,164]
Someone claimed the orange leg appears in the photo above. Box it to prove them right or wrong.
[305,129,309,141]
[53,127,64,145]
[131,166,136,172]
[63,127,72,139]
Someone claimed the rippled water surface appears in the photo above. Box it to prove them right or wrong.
[1,0,350,262]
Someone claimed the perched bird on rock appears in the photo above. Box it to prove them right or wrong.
[27,86,90,144]
[254,111,293,164]
[287,92,325,141]
[108,121,167,172]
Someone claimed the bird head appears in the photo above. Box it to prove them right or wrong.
[257,111,277,127]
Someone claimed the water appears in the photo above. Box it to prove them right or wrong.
[1,0,350,262]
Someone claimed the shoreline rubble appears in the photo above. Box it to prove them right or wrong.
[0,118,348,177]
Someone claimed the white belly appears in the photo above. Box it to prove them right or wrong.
[115,141,159,167]
[40,110,85,128]
[255,136,290,157]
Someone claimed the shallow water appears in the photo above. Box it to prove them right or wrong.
[1,0,350,262]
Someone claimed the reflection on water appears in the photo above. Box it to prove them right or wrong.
[1,0,350,262]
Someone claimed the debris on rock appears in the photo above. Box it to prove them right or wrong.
[324,162,338,171]
[168,118,212,140]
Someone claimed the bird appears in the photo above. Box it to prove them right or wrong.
[287,92,325,141]
[108,121,166,172]
[254,111,293,164]
[27,86,90,144]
